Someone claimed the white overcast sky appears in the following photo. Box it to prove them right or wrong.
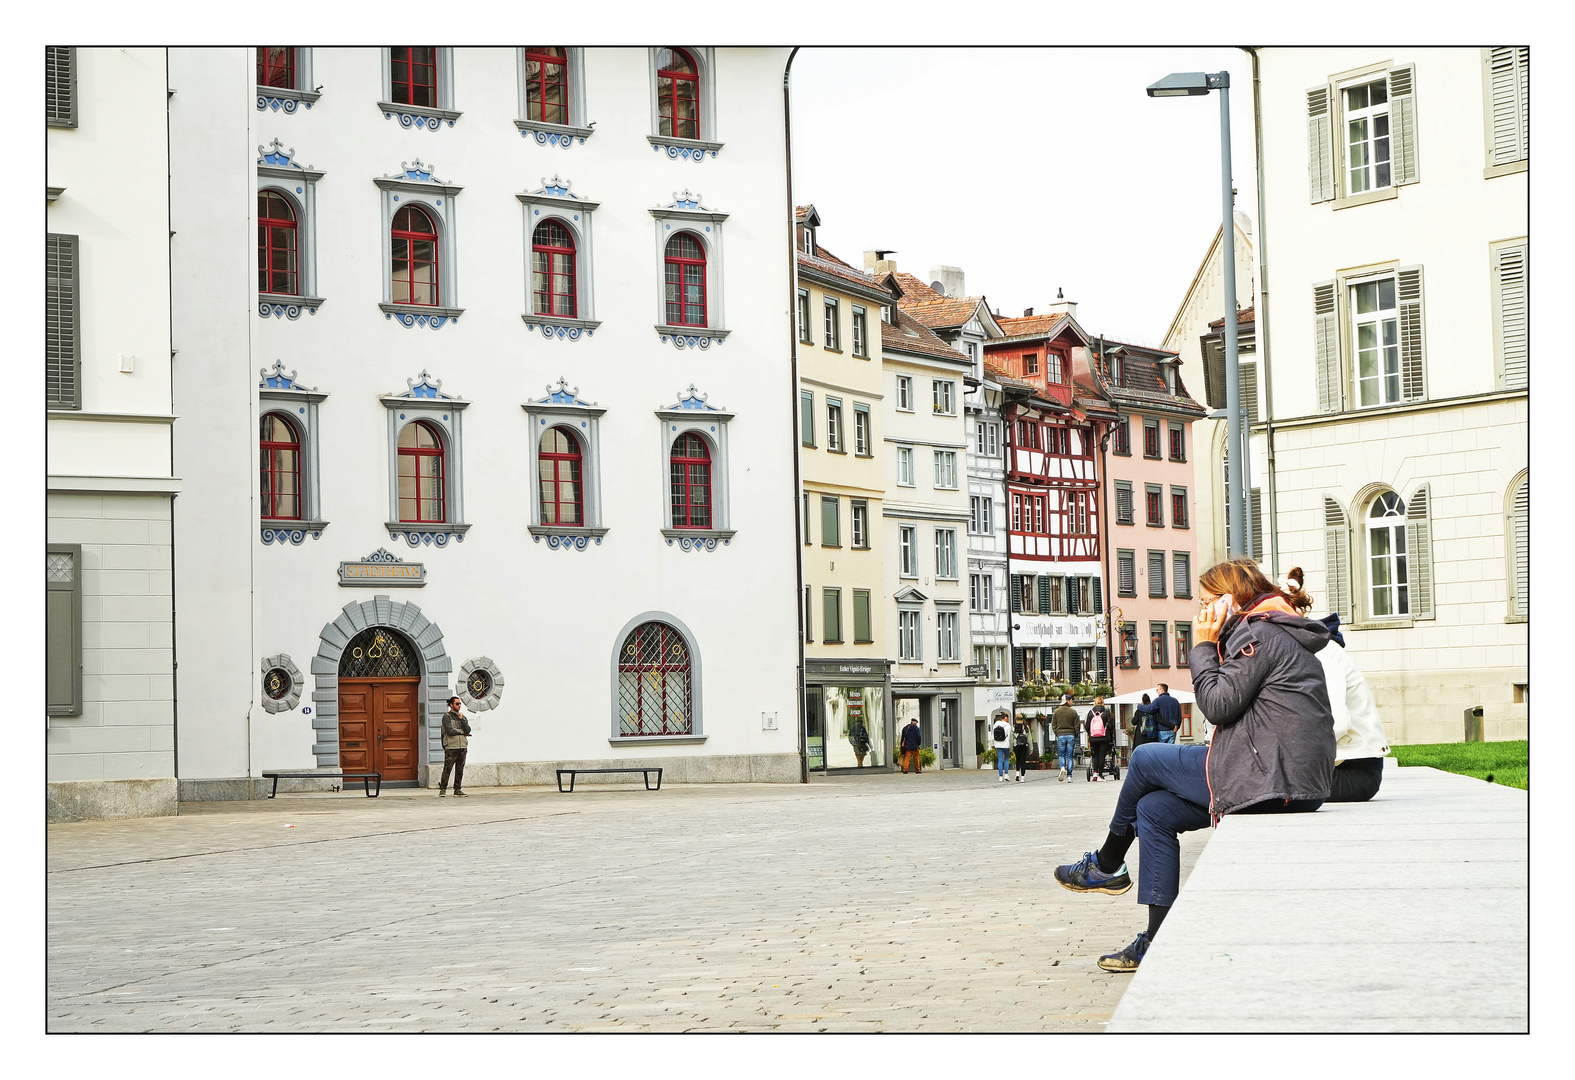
[790,47,1259,348]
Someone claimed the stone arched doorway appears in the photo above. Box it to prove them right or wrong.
[311,596,453,778]
[337,626,422,782]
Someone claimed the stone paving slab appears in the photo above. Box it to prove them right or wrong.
[47,769,1206,1033]
[1109,766,1528,1033]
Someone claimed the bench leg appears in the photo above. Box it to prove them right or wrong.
[269,776,279,799]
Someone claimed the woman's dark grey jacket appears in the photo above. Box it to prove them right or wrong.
[1189,610,1337,817]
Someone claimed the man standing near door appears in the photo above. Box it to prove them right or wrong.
[438,696,471,797]
[900,716,924,774]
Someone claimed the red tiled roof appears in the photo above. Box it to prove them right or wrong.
[881,308,967,363]
[797,248,886,296]
[993,312,1071,340]
[1207,306,1256,329]
[892,272,943,302]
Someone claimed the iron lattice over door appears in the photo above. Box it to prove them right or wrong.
[617,621,692,736]
[339,627,420,678]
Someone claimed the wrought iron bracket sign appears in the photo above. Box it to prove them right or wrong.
[338,547,426,587]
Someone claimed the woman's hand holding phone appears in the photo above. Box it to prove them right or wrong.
[1194,594,1234,644]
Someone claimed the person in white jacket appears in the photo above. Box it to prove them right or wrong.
[990,714,1012,782]
[1283,567,1390,802]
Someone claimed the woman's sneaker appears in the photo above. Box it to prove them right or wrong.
[1097,931,1151,972]
[1054,851,1133,895]
[1058,767,1067,782]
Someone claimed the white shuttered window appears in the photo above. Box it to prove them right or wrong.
[1484,47,1529,169]
[1493,241,1528,390]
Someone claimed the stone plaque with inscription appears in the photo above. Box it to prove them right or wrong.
[338,547,426,587]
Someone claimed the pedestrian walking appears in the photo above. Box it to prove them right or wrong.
[990,713,1012,781]
[438,696,471,797]
[1085,695,1114,781]
[1051,694,1080,781]
[1130,693,1160,749]
[1053,557,1336,972]
[900,716,923,773]
[1012,718,1032,782]
[1153,683,1182,744]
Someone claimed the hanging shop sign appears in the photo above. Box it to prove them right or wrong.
[338,547,426,587]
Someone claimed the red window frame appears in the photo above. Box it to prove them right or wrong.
[1113,417,1130,454]
[531,219,577,317]
[1147,489,1163,526]
[257,48,294,90]
[617,621,692,737]
[259,413,301,520]
[538,427,583,525]
[1033,495,1046,534]
[656,47,699,140]
[389,47,437,108]
[523,47,568,124]
[669,432,712,529]
[1169,424,1186,462]
[1143,419,1162,458]
[1068,491,1090,535]
[1172,490,1188,527]
[664,232,707,327]
[258,191,298,296]
[397,421,446,524]
[391,205,439,307]
[1011,493,1023,532]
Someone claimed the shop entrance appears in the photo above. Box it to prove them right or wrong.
[939,698,959,767]
[338,627,422,783]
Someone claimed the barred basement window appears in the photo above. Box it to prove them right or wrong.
[617,621,693,737]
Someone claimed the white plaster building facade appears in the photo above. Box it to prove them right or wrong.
[166,47,801,796]
[1252,47,1528,744]
[46,48,181,821]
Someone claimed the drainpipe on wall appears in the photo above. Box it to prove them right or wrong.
[784,47,808,784]
[1242,46,1281,577]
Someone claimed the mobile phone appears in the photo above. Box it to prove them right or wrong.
[1208,594,1236,621]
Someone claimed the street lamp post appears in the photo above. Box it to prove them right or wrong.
[1148,70,1245,558]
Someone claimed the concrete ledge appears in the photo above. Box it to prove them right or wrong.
[48,778,178,823]
[178,777,272,802]
[1109,766,1527,1033]
[417,753,802,788]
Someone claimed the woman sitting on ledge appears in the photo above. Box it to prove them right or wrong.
[1052,557,1337,971]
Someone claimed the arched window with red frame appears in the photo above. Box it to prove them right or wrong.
[664,232,707,327]
[532,220,577,317]
[258,191,299,296]
[655,47,699,140]
[257,48,294,89]
[524,47,568,124]
[260,413,301,520]
[538,427,583,526]
[397,421,446,523]
[669,433,712,529]
[389,47,437,107]
[391,205,438,306]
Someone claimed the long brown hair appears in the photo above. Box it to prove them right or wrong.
[1198,557,1312,613]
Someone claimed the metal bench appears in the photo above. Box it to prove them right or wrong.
[556,767,663,793]
[261,771,382,798]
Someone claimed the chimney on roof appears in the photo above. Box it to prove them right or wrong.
[1045,286,1077,321]
[864,250,898,277]
[929,265,965,299]
[1023,307,1034,317]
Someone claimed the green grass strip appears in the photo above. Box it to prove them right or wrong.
[1390,740,1527,791]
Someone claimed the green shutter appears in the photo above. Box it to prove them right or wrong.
[1324,498,1352,619]
[820,495,839,547]
[1307,85,1335,203]
[1091,576,1102,613]
[1012,647,1025,683]
[1511,479,1529,618]
[1065,576,1078,614]
[1068,646,1083,684]
[800,391,815,446]
[46,233,81,410]
[1010,574,1022,613]
[1389,64,1419,186]
[1037,574,1053,615]
[1095,646,1108,684]
[1314,281,1341,413]
[1397,266,1427,401]
[1040,647,1053,675]
[1495,242,1528,390]
[1487,47,1529,167]
[46,545,82,716]
[853,589,872,643]
[823,588,842,643]
[1405,483,1434,619]
[804,586,813,643]
[1250,488,1264,563]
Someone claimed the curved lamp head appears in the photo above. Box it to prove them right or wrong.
[1147,71,1229,97]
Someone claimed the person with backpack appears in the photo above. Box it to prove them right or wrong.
[1012,718,1033,783]
[1153,683,1183,744]
[1051,693,1081,781]
[990,713,1012,782]
[900,717,923,774]
[1085,695,1114,780]
[1130,693,1160,748]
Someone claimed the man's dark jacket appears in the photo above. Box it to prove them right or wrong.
[1154,692,1183,732]
[900,722,922,751]
[1190,610,1336,817]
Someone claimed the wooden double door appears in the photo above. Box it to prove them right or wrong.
[338,678,421,782]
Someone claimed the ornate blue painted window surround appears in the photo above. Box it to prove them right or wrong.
[257,139,324,319]
[378,47,461,130]
[519,177,601,338]
[646,47,722,162]
[657,386,734,550]
[650,191,729,347]
[523,378,609,550]
[256,48,320,113]
[375,160,464,328]
[380,371,470,546]
[258,360,329,544]
[516,47,594,147]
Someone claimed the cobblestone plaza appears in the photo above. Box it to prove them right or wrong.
[46,771,1207,1032]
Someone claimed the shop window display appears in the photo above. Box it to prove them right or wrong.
[817,684,886,770]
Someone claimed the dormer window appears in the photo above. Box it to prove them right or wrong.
[798,225,816,256]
